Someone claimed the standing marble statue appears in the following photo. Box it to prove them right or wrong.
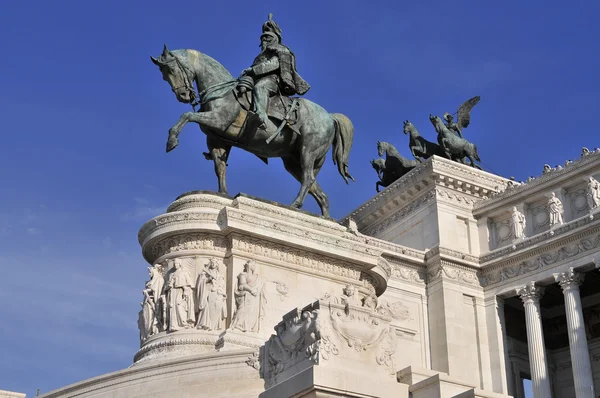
[165,259,196,331]
[196,258,227,331]
[547,192,564,227]
[586,176,600,211]
[230,260,266,333]
[510,206,526,240]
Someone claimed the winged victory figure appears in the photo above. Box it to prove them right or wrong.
[443,96,480,138]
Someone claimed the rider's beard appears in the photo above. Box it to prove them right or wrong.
[261,43,268,52]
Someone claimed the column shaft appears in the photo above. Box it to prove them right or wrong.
[516,282,552,398]
[554,269,595,398]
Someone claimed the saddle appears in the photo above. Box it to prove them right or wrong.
[235,79,301,135]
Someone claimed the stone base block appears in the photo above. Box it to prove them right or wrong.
[260,365,407,398]
[397,366,512,398]
[40,349,263,398]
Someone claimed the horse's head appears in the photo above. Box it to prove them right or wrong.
[377,141,384,157]
[151,45,197,104]
[371,158,384,172]
[403,120,414,135]
[429,114,442,131]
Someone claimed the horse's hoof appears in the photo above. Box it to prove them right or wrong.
[290,201,302,209]
[166,137,179,153]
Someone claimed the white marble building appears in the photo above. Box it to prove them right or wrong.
[38,150,600,398]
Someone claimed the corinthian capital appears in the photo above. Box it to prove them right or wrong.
[516,281,545,303]
[553,267,584,291]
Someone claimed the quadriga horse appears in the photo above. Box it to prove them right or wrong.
[429,115,481,168]
[402,120,447,161]
[370,158,397,193]
[376,141,419,178]
[150,45,354,217]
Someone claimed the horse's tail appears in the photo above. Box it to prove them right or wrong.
[331,113,355,184]
[473,143,481,161]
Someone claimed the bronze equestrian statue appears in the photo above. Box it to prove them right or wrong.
[151,14,354,217]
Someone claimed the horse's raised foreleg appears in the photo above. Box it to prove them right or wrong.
[206,136,231,195]
[376,181,381,193]
[167,111,224,153]
[410,147,422,162]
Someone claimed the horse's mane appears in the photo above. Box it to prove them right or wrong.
[165,49,234,84]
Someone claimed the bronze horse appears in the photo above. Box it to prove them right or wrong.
[151,45,354,217]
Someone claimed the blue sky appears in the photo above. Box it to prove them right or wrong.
[1,0,597,395]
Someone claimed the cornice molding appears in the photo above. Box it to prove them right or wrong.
[481,216,600,265]
[480,229,600,287]
[474,150,600,214]
[344,156,509,234]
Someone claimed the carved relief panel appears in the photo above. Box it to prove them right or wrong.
[528,197,553,234]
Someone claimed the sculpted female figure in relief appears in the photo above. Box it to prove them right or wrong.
[196,258,227,331]
[230,260,266,333]
[586,176,600,211]
[510,207,526,240]
[138,264,165,342]
[547,192,564,227]
[165,259,196,331]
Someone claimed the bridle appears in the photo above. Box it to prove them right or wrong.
[162,54,201,111]
[162,53,242,112]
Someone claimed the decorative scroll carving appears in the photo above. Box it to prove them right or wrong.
[139,211,218,240]
[246,351,260,371]
[262,302,330,385]
[232,235,362,281]
[261,288,401,387]
[225,209,379,258]
[495,219,512,245]
[273,281,289,301]
[151,233,228,260]
[435,188,476,207]
[377,300,412,321]
[427,263,480,286]
[388,258,426,285]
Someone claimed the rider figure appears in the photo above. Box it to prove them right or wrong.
[443,113,462,138]
[241,14,310,129]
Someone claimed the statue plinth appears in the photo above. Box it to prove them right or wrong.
[135,192,389,365]
[346,155,510,255]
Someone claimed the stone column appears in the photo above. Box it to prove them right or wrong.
[516,282,552,398]
[553,268,595,398]
[497,298,514,396]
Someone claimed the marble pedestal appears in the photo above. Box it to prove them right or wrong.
[40,155,527,398]
[134,191,390,365]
